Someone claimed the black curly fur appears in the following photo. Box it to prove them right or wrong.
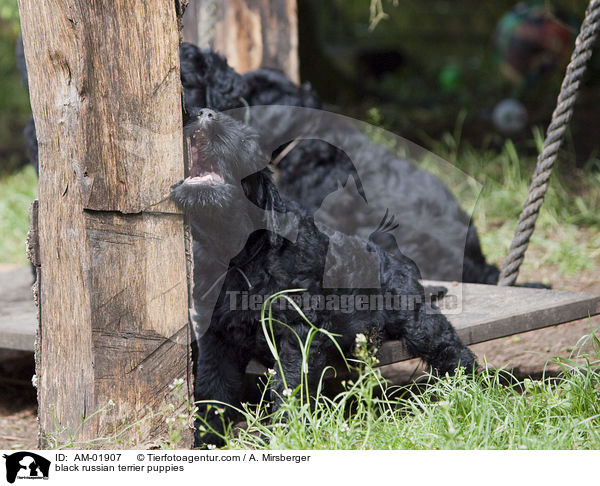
[16,38,499,285]
[171,109,475,447]
[177,43,500,285]
[180,43,249,113]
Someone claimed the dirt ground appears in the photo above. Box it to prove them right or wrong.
[1,264,598,450]
[0,349,38,449]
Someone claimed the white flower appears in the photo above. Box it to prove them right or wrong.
[207,444,217,450]
[282,388,292,397]
[339,423,350,432]
[355,333,367,344]
[107,399,116,408]
[169,378,184,390]
[267,368,276,376]
[165,417,175,424]
[31,375,38,388]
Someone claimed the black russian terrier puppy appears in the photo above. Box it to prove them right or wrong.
[178,42,500,285]
[18,39,497,284]
[171,108,475,447]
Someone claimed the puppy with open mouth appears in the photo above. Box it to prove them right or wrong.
[171,108,475,448]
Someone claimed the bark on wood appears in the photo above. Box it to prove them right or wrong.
[183,0,299,83]
[17,0,192,446]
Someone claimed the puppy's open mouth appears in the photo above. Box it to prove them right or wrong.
[184,173,224,185]
[184,132,225,186]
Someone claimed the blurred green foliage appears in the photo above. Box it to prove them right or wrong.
[298,0,597,158]
[0,0,598,270]
[0,164,37,264]
[0,0,29,174]
[0,0,18,24]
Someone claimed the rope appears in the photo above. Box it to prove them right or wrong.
[498,0,600,286]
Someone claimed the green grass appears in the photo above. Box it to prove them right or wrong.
[179,292,600,449]
[0,164,37,264]
[39,293,600,450]
[0,1,36,266]
[359,109,600,280]
[195,293,600,450]
[414,123,600,278]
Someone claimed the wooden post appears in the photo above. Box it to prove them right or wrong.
[17,0,192,446]
[183,0,299,83]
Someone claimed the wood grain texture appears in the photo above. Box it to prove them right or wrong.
[17,0,191,446]
[183,0,299,83]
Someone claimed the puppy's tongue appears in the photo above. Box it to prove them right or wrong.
[185,135,224,185]
[185,172,225,185]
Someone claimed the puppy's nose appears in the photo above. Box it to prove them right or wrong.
[197,109,216,123]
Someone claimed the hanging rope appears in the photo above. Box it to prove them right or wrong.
[498,0,600,286]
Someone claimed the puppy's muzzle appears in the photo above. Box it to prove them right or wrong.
[196,109,217,126]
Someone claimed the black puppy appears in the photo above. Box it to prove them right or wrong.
[171,108,475,447]
[178,43,500,285]
[17,40,499,284]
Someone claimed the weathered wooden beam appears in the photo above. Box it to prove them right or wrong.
[183,0,299,83]
[17,0,191,446]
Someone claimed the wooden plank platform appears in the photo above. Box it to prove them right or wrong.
[0,268,36,351]
[2,268,599,369]
[378,280,600,366]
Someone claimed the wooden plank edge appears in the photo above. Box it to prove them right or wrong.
[0,330,35,352]
[378,294,600,367]
[247,294,600,373]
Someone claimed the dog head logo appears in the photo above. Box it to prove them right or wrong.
[3,452,51,483]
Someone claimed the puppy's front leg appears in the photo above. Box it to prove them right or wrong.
[269,337,329,409]
[194,329,247,448]
[403,308,475,375]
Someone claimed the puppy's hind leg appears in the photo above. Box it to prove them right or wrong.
[193,329,248,448]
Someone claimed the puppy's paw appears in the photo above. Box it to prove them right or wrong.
[423,285,448,301]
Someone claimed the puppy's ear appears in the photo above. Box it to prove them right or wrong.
[242,170,289,246]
